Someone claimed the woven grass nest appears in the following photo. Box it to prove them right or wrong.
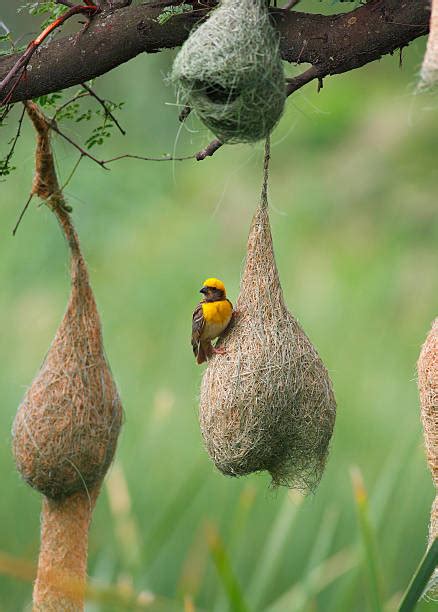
[172,0,286,144]
[199,146,336,491]
[12,247,123,500]
[12,102,123,500]
[417,318,438,595]
[12,257,122,501]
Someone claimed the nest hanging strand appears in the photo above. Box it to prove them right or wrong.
[200,139,336,491]
[12,101,123,500]
[418,318,438,596]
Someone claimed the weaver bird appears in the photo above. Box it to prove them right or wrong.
[192,278,233,364]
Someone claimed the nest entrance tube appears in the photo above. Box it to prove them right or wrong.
[199,140,336,491]
[172,0,286,144]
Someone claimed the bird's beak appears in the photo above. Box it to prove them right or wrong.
[200,287,208,294]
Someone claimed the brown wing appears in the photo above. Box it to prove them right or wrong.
[191,302,205,357]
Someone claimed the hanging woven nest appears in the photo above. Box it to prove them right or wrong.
[417,318,438,596]
[199,143,336,491]
[172,0,286,144]
[12,102,123,500]
[13,247,123,499]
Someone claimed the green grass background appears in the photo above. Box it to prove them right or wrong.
[0,2,437,610]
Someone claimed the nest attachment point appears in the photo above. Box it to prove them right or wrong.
[172,0,286,144]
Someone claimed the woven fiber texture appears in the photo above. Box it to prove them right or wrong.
[172,0,285,143]
[199,142,336,491]
[421,0,438,88]
[33,488,99,610]
[13,251,123,499]
[418,318,438,596]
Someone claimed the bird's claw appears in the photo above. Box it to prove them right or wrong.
[212,347,227,356]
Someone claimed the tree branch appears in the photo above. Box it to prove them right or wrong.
[0,4,100,104]
[0,0,430,105]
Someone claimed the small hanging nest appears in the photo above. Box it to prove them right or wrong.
[420,0,438,89]
[12,102,123,500]
[199,142,336,491]
[417,318,438,596]
[172,0,286,144]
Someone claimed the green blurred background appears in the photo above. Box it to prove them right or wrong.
[0,2,437,610]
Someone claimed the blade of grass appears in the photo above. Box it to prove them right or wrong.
[398,538,438,612]
[351,466,384,612]
[144,462,205,565]
[247,491,303,609]
[330,436,417,612]
[290,507,340,612]
[178,525,209,603]
[213,484,258,612]
[205,522,249,612]
[266,547,357,612]
[370,435,420,525]
[105,460,142,570]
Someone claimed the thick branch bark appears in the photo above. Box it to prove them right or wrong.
[0,0,430,104]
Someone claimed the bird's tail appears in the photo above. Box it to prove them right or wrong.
[197,344,207,364]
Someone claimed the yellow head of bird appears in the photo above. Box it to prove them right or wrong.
[201,278,226,297]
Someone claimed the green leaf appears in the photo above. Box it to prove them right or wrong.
[398,538,438,612]
[33,92,63,108]
[206,523,249,612]
[156,4,193,25]
[351,467,384,612]
[247,492,303,609]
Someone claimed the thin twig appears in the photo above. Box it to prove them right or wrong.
[12,193,34,236]
[61,154,83,190]
[0,103,12,123]
[196,138,223,161]
[103,152,195,163]
[80,82,126,135]
[2,104,26,169]
[50,121,195,166]
[49,120,109,168]
[53,90,89,119]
